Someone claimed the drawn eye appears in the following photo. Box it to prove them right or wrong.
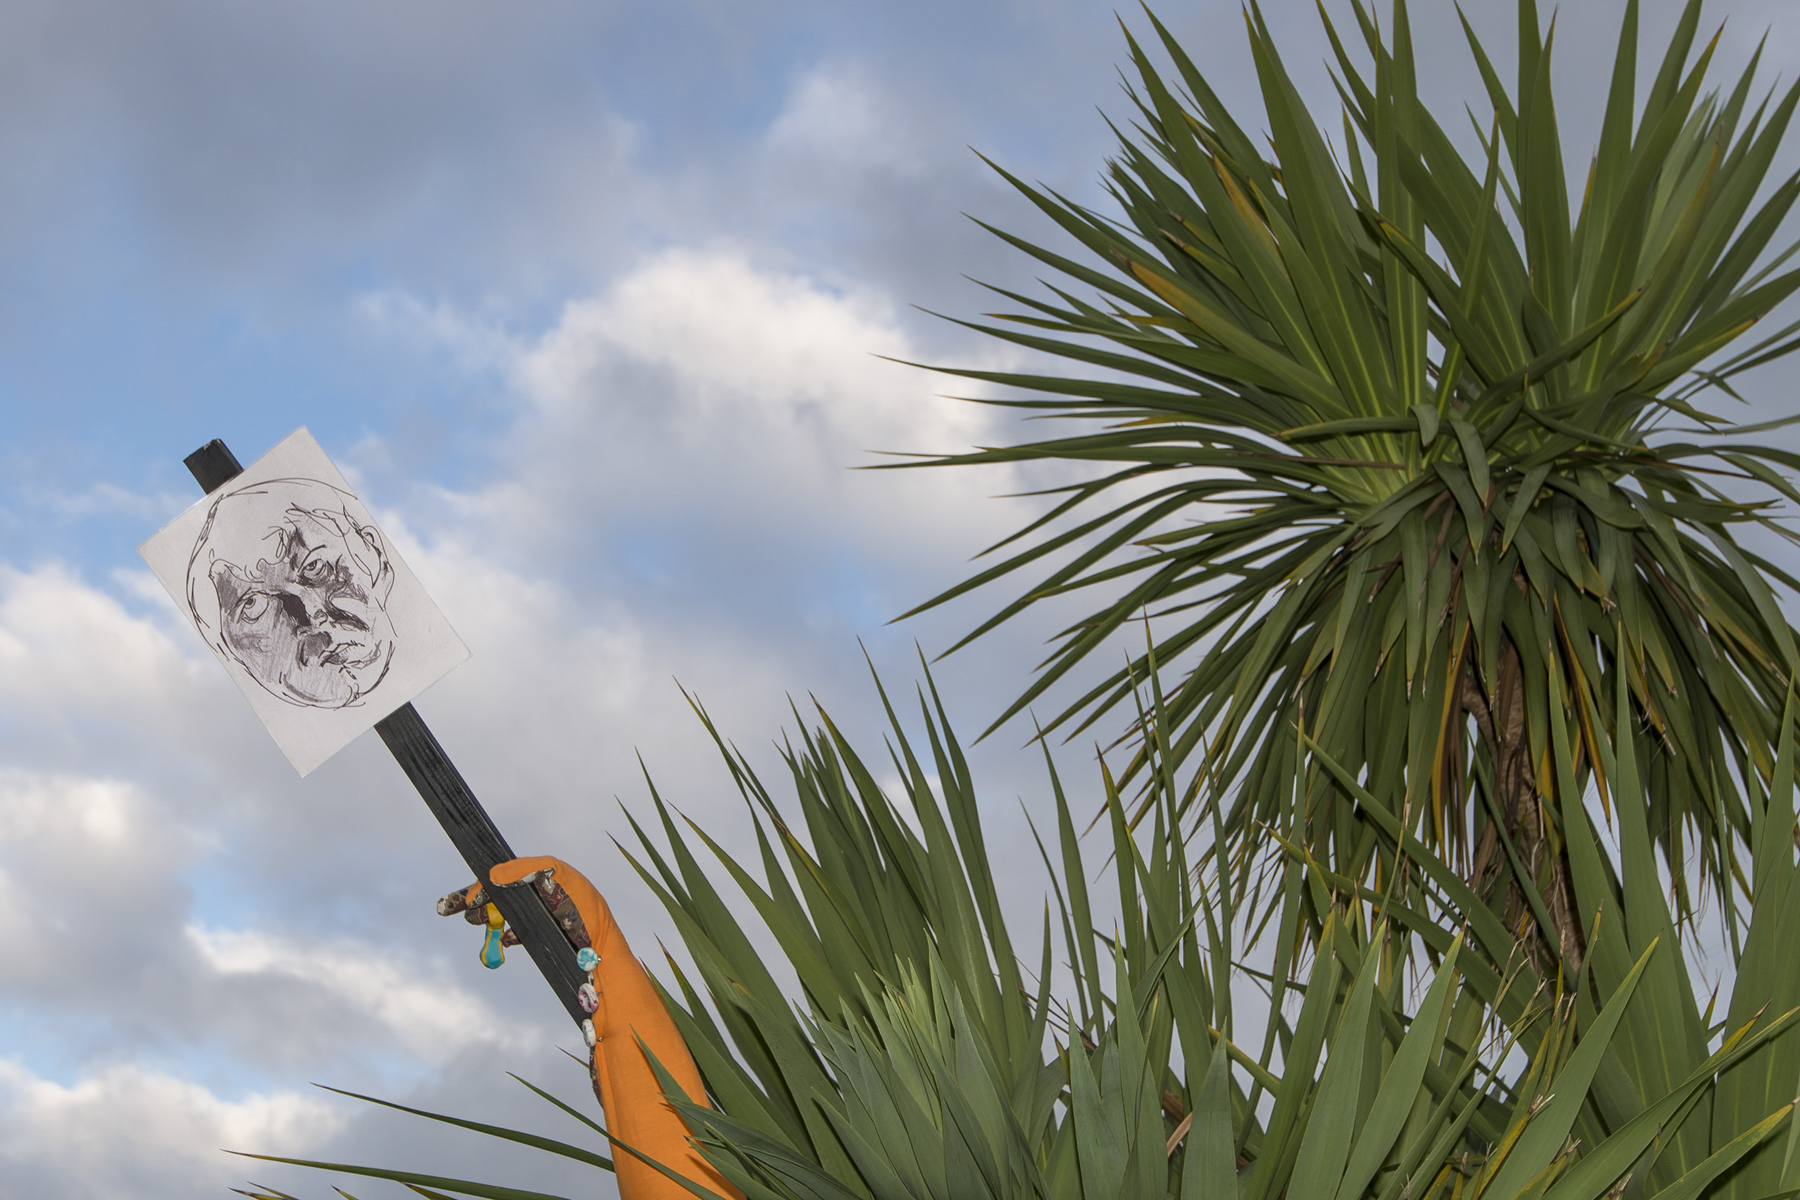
[299,556,331,584]
[236,594,272,622]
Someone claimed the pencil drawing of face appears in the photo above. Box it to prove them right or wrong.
[186,478,398,708]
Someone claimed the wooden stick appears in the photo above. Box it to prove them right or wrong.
[184,438,589,1025]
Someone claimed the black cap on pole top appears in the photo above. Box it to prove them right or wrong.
[184,440,245,494]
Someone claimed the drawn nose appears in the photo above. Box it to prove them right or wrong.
[290,586,331,628]
[277,591,313,628]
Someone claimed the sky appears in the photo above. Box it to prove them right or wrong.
[1,1,1797,1196]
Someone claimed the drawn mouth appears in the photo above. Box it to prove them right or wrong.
[299,633,381,671]
[320,641,379,669]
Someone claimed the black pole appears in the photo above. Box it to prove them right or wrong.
[184,438,589,1025]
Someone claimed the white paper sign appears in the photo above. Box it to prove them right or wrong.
[140,428,470,776]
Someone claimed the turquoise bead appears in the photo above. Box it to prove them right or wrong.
[576,947,599,971]
[479,923,506,969]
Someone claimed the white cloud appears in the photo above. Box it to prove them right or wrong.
[364,245,1006,497]
[354,288,524,377]
[189,924,524,1061]
[0,769,142,845]
[0,563,210,720]
[0,770,199,992]
[523,249,896,411]
[0,1059,344,1199]
[766,63,927,176]
[441,246,1019,579]
[32,480,184,521]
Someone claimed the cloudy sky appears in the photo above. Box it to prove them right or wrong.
[2,1,1797,1196]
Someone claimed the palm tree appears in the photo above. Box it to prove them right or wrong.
[898,0,1800,972]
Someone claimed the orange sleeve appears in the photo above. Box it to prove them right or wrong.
[490,856,741,1200]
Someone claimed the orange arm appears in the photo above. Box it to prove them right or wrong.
[490,856,741,1200]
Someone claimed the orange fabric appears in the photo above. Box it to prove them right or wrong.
[489,856,741,1200]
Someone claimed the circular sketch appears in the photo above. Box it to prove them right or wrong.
[186,476,398,709]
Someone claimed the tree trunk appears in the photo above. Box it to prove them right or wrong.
[1460,632,1586,977]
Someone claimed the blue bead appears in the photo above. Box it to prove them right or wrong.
[576,947,599,971]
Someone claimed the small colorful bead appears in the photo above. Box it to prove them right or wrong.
[479,903,507,969]
[578,982,600,1013]
[576,947,599,971]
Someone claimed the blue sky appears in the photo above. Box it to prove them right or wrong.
[1,1,1796,1195]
